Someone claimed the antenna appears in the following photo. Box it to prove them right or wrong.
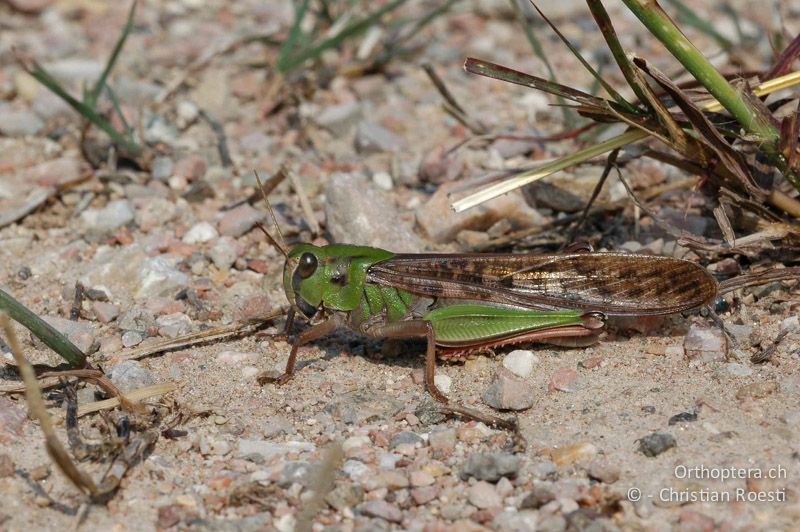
[254,170,288,258]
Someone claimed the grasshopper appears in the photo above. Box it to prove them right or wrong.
[258,219,718,404]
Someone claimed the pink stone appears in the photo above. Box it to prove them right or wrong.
[25,157,83,187]
[173,155,207,180]
[548,367,578,393]
[411,486,438,505]
[0,397,27,444]
[218,203,263,237]
[409,470,435,487]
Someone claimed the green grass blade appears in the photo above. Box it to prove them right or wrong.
[529,1,638,115]
[87,0,137,108]
[0,288,86,367]
[105,84,133,137]
[278,0,407,73]
[17,56,141,155]
[586,0,652,112]
[278,0,313,71]
[392,0,460,48]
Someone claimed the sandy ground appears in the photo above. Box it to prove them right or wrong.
[1,1,799,530]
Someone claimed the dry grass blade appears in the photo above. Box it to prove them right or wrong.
[634,58,765,198]
[0,313,98,497]
[288,168,321,236]
[453,66,800,212]
[451,129,645,212]
[77,382,176,417]
[718,266,800,294]
[295,440,345,532]
[437,403,518,432]
[423,63,486,135]
[463,58,612,110]
[114,313,281,361]
[764,33,800,80]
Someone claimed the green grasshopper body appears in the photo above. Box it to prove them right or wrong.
[263,243,718,403]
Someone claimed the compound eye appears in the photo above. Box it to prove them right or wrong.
[296,252,318,279]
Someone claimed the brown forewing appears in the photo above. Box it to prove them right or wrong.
[366,253,718,316]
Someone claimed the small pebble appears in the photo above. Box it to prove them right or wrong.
[409,470,435,487]
[684,322,727,363]
[482,369,535,410]
[389,431,423,449]
[587,460,620,484]
[457,423,493,442]
[467,481,501,509]
[550,442,598,466]
[151,156,174,181]
[219,203,263,237]
[0,397,28,444]
[724,362,753,377]
[780,315,799,334]
[215,350,259,365]
[315,102,362,135]
[434,374,452,395]
[678,510,716,531]
[461,452,520,482]
[359,500,403,523]
[173,155,206,180]
[638,432,676,457]
[706,258,740,275]
[726,323,754,346]
[208,236,239,270]
[92,302,120,323]
[326,483,363,511]
[29,464,50,481]
[502,349,537,378]
[418,145,464,184]
[182,222,218,244]
[121,330,144,347]
[355,121,406,154]
[372,171,393,191]
[156,312,192,338]
[735,381,779,400]
[135,257,190,299]
[428,428,456,450]
[0,109,44,136]
[548,367,578,393]
[342,435,371,453]
[81,200,135,233]
[107,360,156,393]
[410,486,438,505]
[668,411,698,425]
[492,510,538,531]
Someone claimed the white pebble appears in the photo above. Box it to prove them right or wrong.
[503,349,538,378]
[372,171,393,191]
[182,221,218,243]
[176,100,199,127]
[434,374,452,394]
[342,435,371,452]
[780,315,798,334]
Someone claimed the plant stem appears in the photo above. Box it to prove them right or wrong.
[0,289,86,367]
[621,0,777,143]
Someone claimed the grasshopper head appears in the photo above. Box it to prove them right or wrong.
[283,244,326,319]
